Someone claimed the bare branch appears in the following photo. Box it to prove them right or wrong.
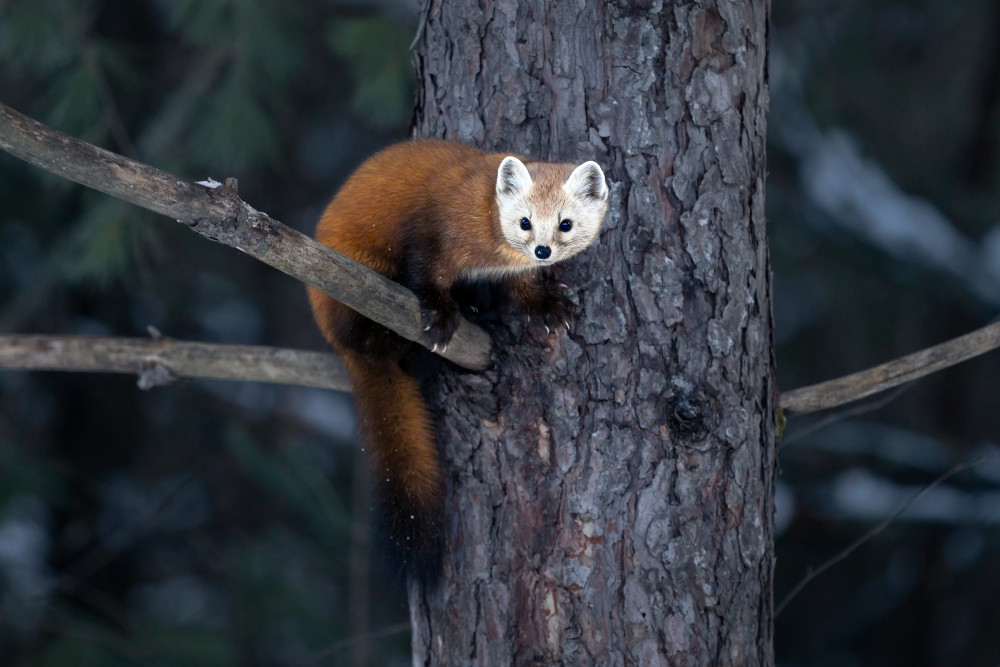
[0,335,350,392]
[779,383,915,446]
[780,320,1000,415]
[0,102,491,370]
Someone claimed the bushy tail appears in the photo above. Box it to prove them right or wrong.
[341,352,444,580]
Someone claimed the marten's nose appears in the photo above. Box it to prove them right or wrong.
[534,245,551,260]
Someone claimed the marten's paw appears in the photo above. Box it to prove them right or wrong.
[420,297,460,351]
[507,274,574,332]
[536,283,574,330]
[519,281,574,332]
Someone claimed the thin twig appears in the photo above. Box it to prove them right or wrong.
[779,382,915,447]
[294,622,411,666]
[59,472,200,588]
[780,320,1000,415]
[774,456,985,617]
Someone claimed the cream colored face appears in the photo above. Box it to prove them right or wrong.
[495,157,609,266]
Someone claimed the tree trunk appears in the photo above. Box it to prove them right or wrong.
[411,1,774,664]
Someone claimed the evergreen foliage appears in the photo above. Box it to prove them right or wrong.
[0,0,416,664]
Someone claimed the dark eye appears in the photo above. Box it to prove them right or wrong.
[520,217,532,231]
[559,219,573,232]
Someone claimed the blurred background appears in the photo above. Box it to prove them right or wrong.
[0,0,997,665]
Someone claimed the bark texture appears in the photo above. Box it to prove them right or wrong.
[412,1,774,665]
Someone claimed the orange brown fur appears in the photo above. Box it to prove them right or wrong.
[308,139,608,575]
[314,141,533,289]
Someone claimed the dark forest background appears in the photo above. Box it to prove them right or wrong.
[0,0,997,665]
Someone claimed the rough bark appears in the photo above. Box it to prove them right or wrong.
[411,1,775,665]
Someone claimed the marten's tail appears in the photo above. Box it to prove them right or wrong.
[340,350,444,579]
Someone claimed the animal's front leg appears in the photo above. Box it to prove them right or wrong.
[506,272,573,330]
[415,281,460,350]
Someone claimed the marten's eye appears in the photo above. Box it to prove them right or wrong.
[520,217,532,231]
[559,219,573,232]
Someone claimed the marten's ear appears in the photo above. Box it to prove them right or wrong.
[497,156,533,199]
[564,161,608,202]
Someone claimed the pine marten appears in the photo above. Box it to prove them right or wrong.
[308,139,609,578]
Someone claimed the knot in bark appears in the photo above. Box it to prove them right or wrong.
[663,384,720,444]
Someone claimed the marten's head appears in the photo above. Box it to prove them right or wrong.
[495,156,609,266]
